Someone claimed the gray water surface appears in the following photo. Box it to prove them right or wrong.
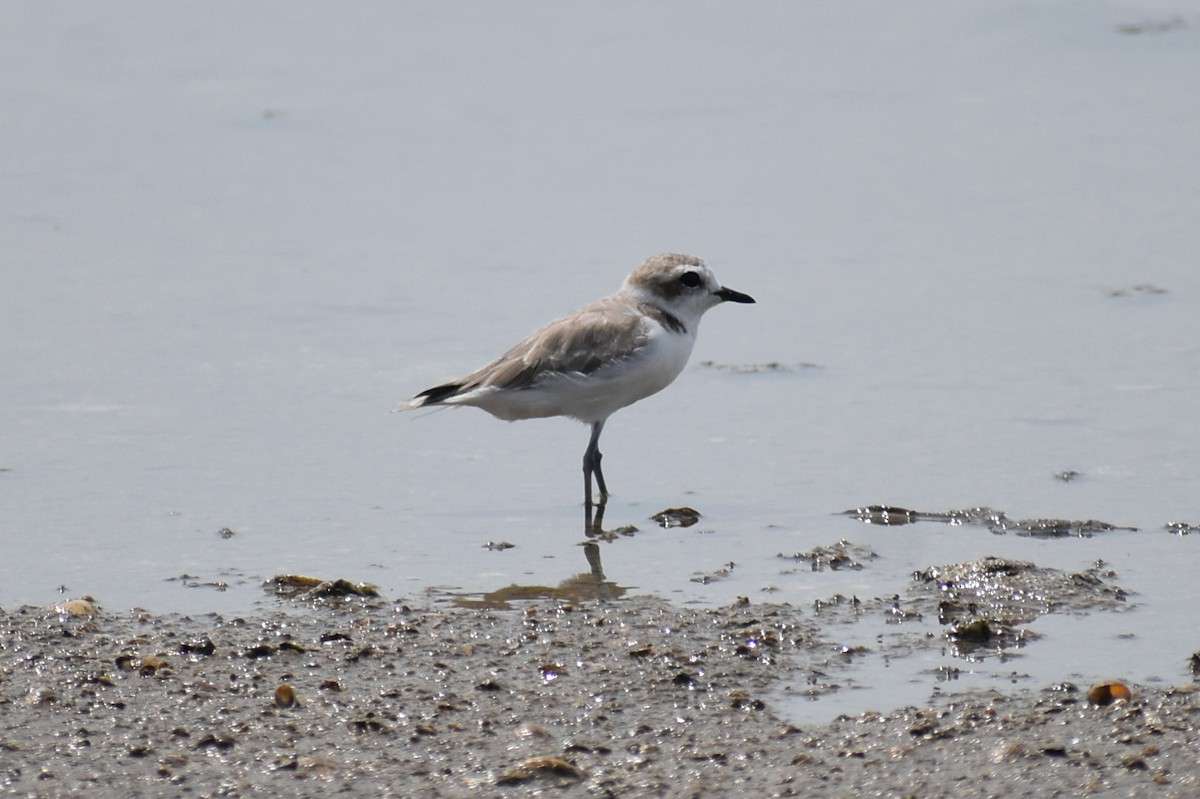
[3,2,1198,723]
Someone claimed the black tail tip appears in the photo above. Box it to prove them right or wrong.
[412,382,462,406]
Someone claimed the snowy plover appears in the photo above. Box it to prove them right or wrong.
[405,253,755,507]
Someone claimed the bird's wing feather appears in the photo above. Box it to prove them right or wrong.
[462,296,651,393]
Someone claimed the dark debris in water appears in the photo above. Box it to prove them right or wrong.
[698,360,820,374]
[165,573,232,592]
[1054,470,1082,482]
[267,574,381,600]
[690,562,736,585]
[651,507,702,528]
[778,540,877,572]
[1108,283,1169,296]
[1006,516,1136,538]
[483,540,515,551]
[944,617,1040,656]
[810,592,865,620]
[843,505,919,526]
[843,505,1137,538]
[1165,522,1200,536]
[1115,17,1190,35]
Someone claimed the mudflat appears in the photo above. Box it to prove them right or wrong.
[2,594,1196,798]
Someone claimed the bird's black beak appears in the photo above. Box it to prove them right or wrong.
[715,286,755,304]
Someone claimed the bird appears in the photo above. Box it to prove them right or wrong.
[405,253,755,507]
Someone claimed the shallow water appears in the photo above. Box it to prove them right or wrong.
[3,2,1199,723]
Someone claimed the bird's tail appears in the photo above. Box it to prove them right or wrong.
[399,381,464,411]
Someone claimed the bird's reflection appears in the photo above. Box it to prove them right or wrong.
[585,498,642,541]
[585,498,606,536]
[452,505,633,609]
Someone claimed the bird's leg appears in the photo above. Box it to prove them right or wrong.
[583,419,609,510]
[585,500,608,536]
[593,451,608,501]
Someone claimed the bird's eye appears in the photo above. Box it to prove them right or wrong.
[679,271,702,288]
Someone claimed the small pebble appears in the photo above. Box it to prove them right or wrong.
[1087,680,1132,706]
[274,683,298,708]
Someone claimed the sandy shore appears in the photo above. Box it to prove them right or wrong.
[2,594,1197,798]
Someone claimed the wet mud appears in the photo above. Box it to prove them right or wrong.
[4,570,1199,798]
[908,556,1129,660]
